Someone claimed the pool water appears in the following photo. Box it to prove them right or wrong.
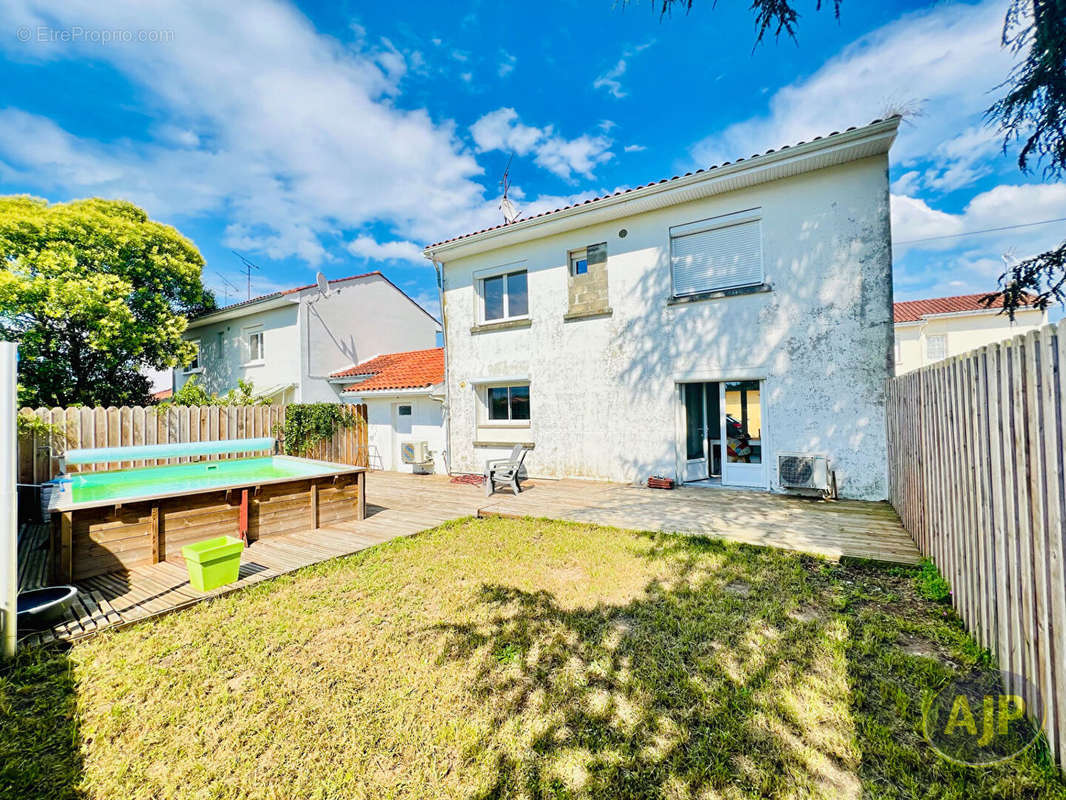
[57,457,347,506]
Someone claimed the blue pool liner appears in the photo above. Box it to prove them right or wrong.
[63,437,276,465]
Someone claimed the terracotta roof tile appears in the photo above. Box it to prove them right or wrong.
[894,292,1038,323]
[425,118,896,249]
[332,347,443,393]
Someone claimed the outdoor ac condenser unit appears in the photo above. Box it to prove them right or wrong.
[401,441,430,464]
[777,453,831,493]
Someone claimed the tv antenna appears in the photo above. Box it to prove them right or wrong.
[499,154,520,224]
[231,251,262,300]
[214,271,241,305]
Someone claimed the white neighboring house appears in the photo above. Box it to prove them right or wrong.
[174,271,440,403]
[425,118,901,500]
[331,347,446,473]
[894,293,1047,374]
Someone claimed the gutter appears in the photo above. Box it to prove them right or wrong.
[433,257,453,476]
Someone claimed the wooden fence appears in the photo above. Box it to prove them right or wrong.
[17,403,368,484]
[886,318,1065,769]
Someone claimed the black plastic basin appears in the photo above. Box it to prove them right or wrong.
[17,586,78,631]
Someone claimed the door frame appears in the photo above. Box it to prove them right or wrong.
[674,372,769,489]
[390,400,414,471]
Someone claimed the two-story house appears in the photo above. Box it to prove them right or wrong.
[893,293,1047,374]
[175,271,440,404]
[424,117,900,500]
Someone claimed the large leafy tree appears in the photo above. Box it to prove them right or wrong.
[648,1,1066,315]
[0,196,214,407]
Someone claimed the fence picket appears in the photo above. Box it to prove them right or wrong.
[886,325,1066,774]
[17,403,367,483]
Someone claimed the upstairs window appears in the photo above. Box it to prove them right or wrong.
[670,209,763,297]
[569,248,588,275]
[184,340,201,373]
[244,326,265,364]
[926,335,946,362]
[479,269,528,323]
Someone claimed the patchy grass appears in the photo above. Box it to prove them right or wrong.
[2,517,1064,799]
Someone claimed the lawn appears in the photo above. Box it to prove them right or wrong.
[2,517,1064,800]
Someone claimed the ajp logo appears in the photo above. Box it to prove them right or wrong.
[923,670,1044,766]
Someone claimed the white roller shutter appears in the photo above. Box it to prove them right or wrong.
[670,218,762,296]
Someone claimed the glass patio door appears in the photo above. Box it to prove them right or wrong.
[722,380,765,487]
[682,383,708,481]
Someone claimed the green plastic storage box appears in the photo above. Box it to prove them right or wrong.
[181,536,244,591]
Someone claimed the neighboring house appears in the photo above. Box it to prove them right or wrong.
[150,388,173,403]
[424,117,900,500]
[175,272,440,404]
[894,293,1047,374]
[331,347,446,473]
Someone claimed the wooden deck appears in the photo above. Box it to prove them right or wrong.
[18,470,918,647]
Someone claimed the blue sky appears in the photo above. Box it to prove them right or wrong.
[1,0,1064,323]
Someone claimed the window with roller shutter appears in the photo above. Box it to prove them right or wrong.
[670,209,763,297]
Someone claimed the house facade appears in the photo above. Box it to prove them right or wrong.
[894,294,1047,374]
[331,347,447,473]
[175,272,439,404]
[425,118,900,500]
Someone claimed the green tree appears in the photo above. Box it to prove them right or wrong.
[647,1,1066,314]
[0,196,214,407]
[162,375,268,407]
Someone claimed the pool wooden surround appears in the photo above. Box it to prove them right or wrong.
[50,461,366,582]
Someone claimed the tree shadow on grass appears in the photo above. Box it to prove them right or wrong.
[434,535,862,799]
[0,645,82,800]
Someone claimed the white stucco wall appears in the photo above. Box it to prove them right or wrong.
[440,155,894,500]
[300,276,441,402]
[176,274,440,403]
[175,303,301,402]
[894,308,1046,375]
[359,395,446,473]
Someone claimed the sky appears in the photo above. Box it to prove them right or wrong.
[0,0,1064,330]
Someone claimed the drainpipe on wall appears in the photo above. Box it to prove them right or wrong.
[432,257,452,476]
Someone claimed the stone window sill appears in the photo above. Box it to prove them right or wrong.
[473,440,535,449]
[470,318,532,334]
[563,307,613,322]
[667,283,772,306]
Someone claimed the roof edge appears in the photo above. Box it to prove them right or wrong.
[424,117,900,261]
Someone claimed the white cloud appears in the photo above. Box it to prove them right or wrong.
[890,170,921,196]
[593,40,654,99]
[593,59,628,99]
[689,0,1014,178]
[624,144,646,153]
[498,50,516,78]
[0,0,498,261]
[346,235,426,265]
[470,107,613,181]
[892,184,1066,252]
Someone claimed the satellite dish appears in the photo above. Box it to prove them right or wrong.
[315,272,330,297]
[500,196,520,225]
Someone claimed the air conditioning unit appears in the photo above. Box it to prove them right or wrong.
[778,453,832,494]
[401,441,431,464]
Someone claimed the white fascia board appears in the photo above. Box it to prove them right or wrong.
[186,296,297,329]
[342,386,435,400]
[424,119,899,263]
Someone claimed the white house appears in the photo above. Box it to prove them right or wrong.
[424,117,901,500]
[894,293,1047,374]
[331,347,447,473]
[175,271,440,404]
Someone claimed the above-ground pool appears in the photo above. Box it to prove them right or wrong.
[49,453,366,582]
